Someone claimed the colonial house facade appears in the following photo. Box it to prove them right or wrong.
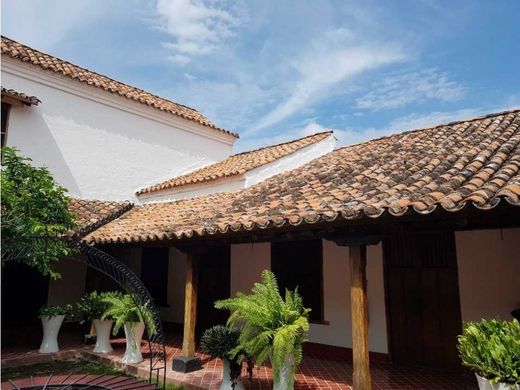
[2,35,519,389]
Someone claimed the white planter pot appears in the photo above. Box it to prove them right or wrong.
[39,315,65,353]
[122,322,145,364]
[476,374,518,390]
[273,353,295,390]
[93,319,113,353]
[220,358,245,390]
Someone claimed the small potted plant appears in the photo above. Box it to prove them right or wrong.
[201,325,246,390]
[101,293,157,364]
[458,318,520,390]
[76,291,122,354]
[38,304,72,353]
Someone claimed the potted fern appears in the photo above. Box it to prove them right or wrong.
[216,270,310,390]
[458,318,520,390]
[201,325,245,390]
[76,291,122,354]
[38,304,72,353]
[101,293,157,364]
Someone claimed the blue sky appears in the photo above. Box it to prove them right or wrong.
[2,0,519,151]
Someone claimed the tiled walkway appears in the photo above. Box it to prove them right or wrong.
[1,327,477,390]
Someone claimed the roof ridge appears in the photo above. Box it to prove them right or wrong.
[336,107,520,152]
[135,130,334,195]
[1,35,239,138]
[71,197,133,203]
[1,36,201,113]
[232,130,333,157]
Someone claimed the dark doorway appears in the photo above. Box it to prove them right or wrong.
[141,247,169,307]
[196,246,230,335]
[1,262,49,346]
[2,262,49,326]
[271,239,324,322]
[383,232,463,368]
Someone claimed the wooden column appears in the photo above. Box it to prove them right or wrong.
[182,251,198,357]
[172,250,202,373]
[350,245,372,390]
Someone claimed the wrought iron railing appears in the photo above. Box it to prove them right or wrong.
[71,242,167,388]
[2,237,168,388]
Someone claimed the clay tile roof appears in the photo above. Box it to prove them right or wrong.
[85,109,520,245]
[1,86,40,105]
[1,36,238,139]
[136,131,333,195]
[69,198,133,238]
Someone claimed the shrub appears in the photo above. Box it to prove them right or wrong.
[458,318,520,385]
[1,147,76,279]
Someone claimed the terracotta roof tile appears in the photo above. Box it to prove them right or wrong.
[136,131,333,195]
[69,198,133,238]
[1,36,238,138]
[1,86,40,105]
[85,109,520,245]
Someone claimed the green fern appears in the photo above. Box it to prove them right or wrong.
[100,293,157,336]
[215,270,310,389]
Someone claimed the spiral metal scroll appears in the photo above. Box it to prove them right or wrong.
[71,241,167,388]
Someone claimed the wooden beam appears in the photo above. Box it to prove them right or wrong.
[182,251,198,358]
[350,245,372,390]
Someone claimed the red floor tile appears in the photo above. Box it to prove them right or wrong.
[1,327,477,390]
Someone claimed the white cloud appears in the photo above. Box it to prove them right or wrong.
[355,68,465,111]
[1,0,108,50]
[167,54,191,65]
[247,29,406,134]
[160,77,277,133]
[156,0,239,62]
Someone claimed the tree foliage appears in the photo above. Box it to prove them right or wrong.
[1,147,76,279]
[215,270,310,389]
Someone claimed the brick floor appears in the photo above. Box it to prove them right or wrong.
[1,327,478,390]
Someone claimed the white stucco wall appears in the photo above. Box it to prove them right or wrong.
[456,228,520,322]
[228,240,388,353]
[2,58,235,201]
[307,241,388,353]
[138,176,246,203]
[159,248,187,323]
[137,135,336,203]
[243,135,336,187]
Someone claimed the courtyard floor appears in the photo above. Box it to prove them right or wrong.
[1,325,477,390]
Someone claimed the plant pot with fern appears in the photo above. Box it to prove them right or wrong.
[76,291,122,354]
[101,293,157,364]
[38,304,72,353]
[201,325,246,390]
[216,270,310,390]
[458,318,520,390]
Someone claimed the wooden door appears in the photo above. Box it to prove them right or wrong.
[383,232,462,368]
[196,246,230,335]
